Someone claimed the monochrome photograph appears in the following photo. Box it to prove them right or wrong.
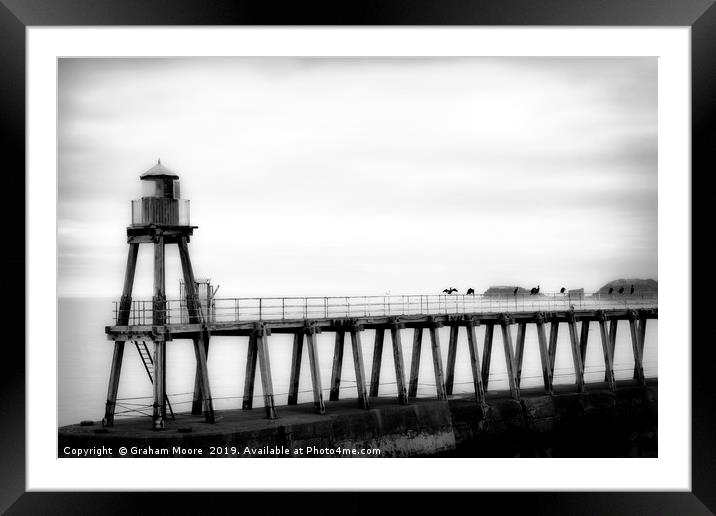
[57,56,658,458]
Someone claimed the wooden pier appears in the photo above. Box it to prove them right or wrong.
[99,162,658,432]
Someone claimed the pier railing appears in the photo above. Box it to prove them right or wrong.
[114,292,658,326]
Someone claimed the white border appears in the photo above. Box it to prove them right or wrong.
[28,27,690,491]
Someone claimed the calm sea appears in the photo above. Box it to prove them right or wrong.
[58,297,657,427]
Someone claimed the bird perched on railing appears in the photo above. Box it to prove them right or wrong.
[630,284,635,295]
[442,288,458,294]
[513,287,518,296]
[466,288,475,295]
[560,287,566,294]
[530,285,540,295]
[608,287,614,294]
[618,287,625,294]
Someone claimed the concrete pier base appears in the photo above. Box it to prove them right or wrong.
[59,379,656,458]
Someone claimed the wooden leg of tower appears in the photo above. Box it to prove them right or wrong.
[444,325,459,396]
[465,322,486,405]
[305,331,326,414]
[429,326,447,400]
[514,322,526,388]
[599,317,616,391]
[242,334,258,410]
[329,331,344,402]
[481,324,494,390]
[152,340,166,430]
[390,326,408,405]
[535,319,554,394]
[567,319,585,393]
[369,328,384,397]
[103,243,139,427]
[288,332,304,405]
[191,336,209,415]
[256,330,277,419]
[193,331,215,423]
[408,327,423,398]
[500,319,520,401]
[350,328,370,409]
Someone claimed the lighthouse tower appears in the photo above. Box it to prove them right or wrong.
[103,160,215,430]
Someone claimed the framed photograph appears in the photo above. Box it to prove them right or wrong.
[8,0,711,512]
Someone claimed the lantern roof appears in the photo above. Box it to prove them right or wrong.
[140,159,179,179]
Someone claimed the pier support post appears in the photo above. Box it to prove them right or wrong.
[629,311,646,386]
[191,337,209,415]
[256,325,277,419]
[103,244,139,427]
[369,328,384,397]
[445,325,459,395]
[535,314,554,395]
[499,314,520,401]
[408,327,423,398]
[465,319,486,406]
[242,334,258,410]
[548,319,559,376]
[303,324,325,414]
[428,320,447,400]
[634,312,648,380]
[329,331,344,402]
[579,320,590,372]
[288,332,304,405]
[389,321,409,405]
[349,324,370,409]
[605,319,618,382]
[566,313,585,393]
[481,324,494,389]
[598,312,616,391]
[514,322,527,387]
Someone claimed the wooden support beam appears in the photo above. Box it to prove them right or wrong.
[481,324,494,389]
[256,330,278,419]
[408,327,423,398]
[579,320,590,372]
[605,320,618,382]
[444,325,459,395]
[191,336,209,415]
[242,334,258,410]
[103,243,139,427]
[349,328,370,409]
[428,326,447,400]
[598,315,616,391]
[567,317,585,393]
[328,331,343,402]
[514,322,527,387]
[305,330,326,414]
[288,332,304,405]
[193,331,215,423]
[635,316,648,380]
[465,322,486,405]
[629,315,646,386]
[499,317,520,400]
[390,325,409,405]
[369,328,384,397]
[548,320,559,375]
[535,317,554,394]
[152,340,166,430]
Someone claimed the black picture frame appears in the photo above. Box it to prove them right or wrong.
[5,0,711,513]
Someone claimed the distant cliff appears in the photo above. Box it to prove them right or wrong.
[597,279,658,294]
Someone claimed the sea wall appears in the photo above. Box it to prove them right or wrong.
[58,381,657,458]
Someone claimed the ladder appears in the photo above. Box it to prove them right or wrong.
[134,341,175,419]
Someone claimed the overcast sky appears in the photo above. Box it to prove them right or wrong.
[58,57,657,299]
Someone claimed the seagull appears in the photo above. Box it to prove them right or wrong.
[608,287,614,294]
[466,288,475,295]
[560,287,566,294]
[630,284,635,295]
[513,287,519,296]
[618,287,625,294]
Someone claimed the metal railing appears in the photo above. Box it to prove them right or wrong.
[113,292,658,326]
